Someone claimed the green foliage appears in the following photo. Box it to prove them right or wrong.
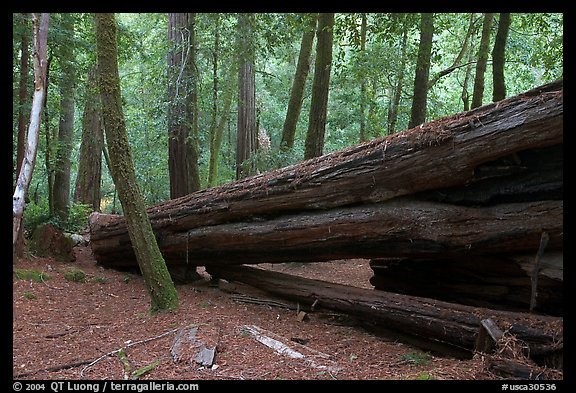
[399,351,432,366]
[14,269,50,282]
[23,199,92,234]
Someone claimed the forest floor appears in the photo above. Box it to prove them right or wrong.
[13,244,511,381]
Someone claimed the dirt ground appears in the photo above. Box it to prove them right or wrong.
[13,244,541,381]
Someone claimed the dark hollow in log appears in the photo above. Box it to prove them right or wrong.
[370,252,563,316]
[206,264,562,366]
[89,80,563,266]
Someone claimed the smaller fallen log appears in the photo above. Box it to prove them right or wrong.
[369,252,563,316]
[207,265,562,366]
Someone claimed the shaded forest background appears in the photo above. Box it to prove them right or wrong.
[12,13,563,233]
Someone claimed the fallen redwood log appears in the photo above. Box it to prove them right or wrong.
[206,264,563,365]
[370,252,563,316]
[91,198,562,267]
[89,80,563,266]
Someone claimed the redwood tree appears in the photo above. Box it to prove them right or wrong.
[167,13,201,199]
[304,12,334,160]
[236,13,257,179]
[74,65,104,211]
[95,13,178,312]
[409,13,434,129]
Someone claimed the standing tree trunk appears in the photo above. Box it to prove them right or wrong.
[472,13,494,109]
[304,12,334,160]
[492,13,511,102]
[208,72,234,187]
[387,17,409,135]
[359,13,368,142]
[280,13,317,151]
[43,55,56,216]
[95,13,179,312]
[13,13,49,256]
[53,13,76,222]
[15,13,30,192]
[167,13,201,199]
[74,65,104,211]
[409,13,434,129]
[236,13,257,179]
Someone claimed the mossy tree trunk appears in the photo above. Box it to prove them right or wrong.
[281,13,317,151]
[492,13,511,102]
[472,13,494,109]
[409,13,434,129]
[15,13,30,193]
[94,13,178,312]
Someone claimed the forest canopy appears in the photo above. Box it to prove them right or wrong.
[12,13,563,221]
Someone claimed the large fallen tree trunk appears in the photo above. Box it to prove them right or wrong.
[91,199,562,267]
[89,80,563,266]
[206,264,563,366]
[370,252,563,316]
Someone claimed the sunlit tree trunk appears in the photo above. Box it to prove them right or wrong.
[236,13,257,179]
[304,12,334,160]
[281,13,317,151]
[409,13,434,128]
[13,13,49,256]
[53,13,76,221]
[95,13,179,312]
[472,13,494,109]
[167,13,200,199]
[74,65,104,211]
[492,13,511,102]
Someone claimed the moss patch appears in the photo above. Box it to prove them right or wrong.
[64,268,86,283]
[14,269,50,282]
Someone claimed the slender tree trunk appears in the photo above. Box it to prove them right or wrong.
[95,13,178,312]
[43,55,54,216]
[492,13,511,102]
[428,13,476,90]
[207,14,220,186]
[409,13,434,128]
[167,13,200,199]
[13,13,49,256]
[387,19,409,135]
[281,13,317,151]
[15,13,30,192]
[208,73,234,187]
[53,13,76,221]
[74,65,104,211]
[304,12,334,160]
[236,13,257,179]
[359,13,368,142]
[472,13,494,109]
